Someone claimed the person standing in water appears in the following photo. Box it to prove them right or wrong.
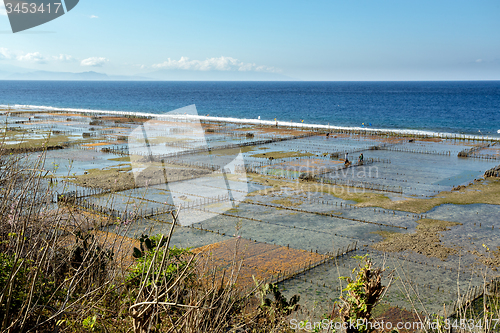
[358,153,364,164]
[344,152,350,166]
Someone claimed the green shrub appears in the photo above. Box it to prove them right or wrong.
[0,253,29,323]
[127,234,194,288]
[336,254,388,333]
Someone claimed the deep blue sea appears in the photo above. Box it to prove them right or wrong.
[1,81,499,136]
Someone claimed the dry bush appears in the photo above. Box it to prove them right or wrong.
[0,145,132,332]
[0,138,300,332]
[127,222,300,333]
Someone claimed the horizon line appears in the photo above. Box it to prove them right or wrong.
[1,79,500,82]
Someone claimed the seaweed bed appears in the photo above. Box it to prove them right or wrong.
[5,110,500,320]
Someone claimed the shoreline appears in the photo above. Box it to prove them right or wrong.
[2,103,500,142]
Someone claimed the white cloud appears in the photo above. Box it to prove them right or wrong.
[17,52,47,64]
[0,48,12,60]
[53,54,75,62]
[90,15,98,19]
[1,49,76,64]
[475,59,483,63]
[81,57,108,67]
[0,4,7,16]
[152,56,279,73]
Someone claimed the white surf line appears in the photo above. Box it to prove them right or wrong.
[4,104,500,142]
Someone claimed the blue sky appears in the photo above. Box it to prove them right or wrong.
[0,0,499,80]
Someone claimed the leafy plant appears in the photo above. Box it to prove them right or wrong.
[258,282,300,315]
[128,234,193,288]
[0,253,29,324]
[335,254,389,333]
[82,314,98,331]
[132,233,168,259]
[253,278,300,328]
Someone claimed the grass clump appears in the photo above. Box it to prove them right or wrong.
[377,178,500,213]
[248,173,500,214]
[371,219,461,260]
[271,198,303,207]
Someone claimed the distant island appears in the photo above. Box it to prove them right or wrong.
[0,67,295,81]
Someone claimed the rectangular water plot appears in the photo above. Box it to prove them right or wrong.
[278,248,484,321]
[189,214,356,254]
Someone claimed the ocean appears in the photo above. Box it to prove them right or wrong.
[1,80,499,136]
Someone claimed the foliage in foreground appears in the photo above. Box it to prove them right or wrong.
[0,147,301,332]
[335,254,389,333]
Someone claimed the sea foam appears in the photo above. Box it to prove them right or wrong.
[2,103,499,142]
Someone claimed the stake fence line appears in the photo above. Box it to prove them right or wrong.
[317,176,404,194]
[458,142,492,157]
[246,201,408,230]
[93,133,316,159]
[252,241,358,293]
[466,153,500,161]
[381,146,453,156]
[243,166,403,194]
[183,206,362,242]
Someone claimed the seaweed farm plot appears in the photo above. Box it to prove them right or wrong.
[192,238,330,289]
[320,149,498,197]
[104,217,232,249]
[82,191,170,215]
[68,168,255,224]
[293,198,420,230]
[202,121,314,141]
[394,139,486,156]
[188,213,354,254]
[111,185,415,252]
[43,147,129,176]
[3,111,136,144]
[427,203,500,227]
[7,109,500,322]
[261,134,386,155]
[202,132,275,149]
[255,158,345,179]
[152,175,251,201]
[427,203,500,257]
[218,199,416,244]
[236,133,398,167]
[278,249,484,320]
